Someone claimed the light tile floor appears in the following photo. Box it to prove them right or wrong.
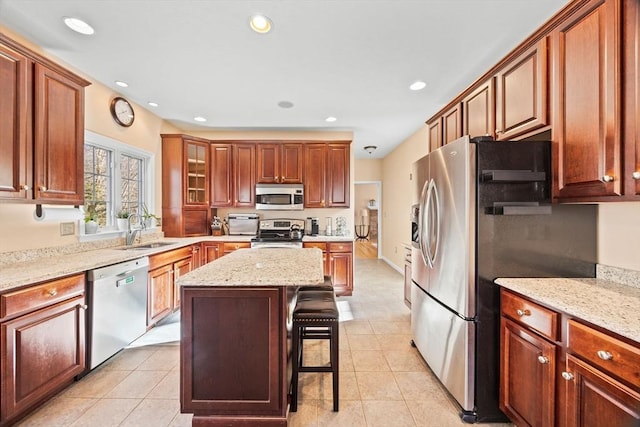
[17,258,513,427]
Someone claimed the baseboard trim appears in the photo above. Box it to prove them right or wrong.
[381,256,403,274]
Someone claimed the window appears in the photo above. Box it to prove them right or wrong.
[83,131,154,234]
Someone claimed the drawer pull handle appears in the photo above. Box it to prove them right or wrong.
[597,350,613,361]
[48,289,58,297]
[537,355,549,364]
[20,184,29,190]
[561,371,574,381]
[80,304,88,310]
[516,309,531,317]
[602,175,614,183]
[39,186,47,191]
[633,171,640,180]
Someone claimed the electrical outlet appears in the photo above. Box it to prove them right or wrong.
[60,222,75,236]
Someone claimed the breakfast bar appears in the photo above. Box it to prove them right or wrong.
[177,248,325,426]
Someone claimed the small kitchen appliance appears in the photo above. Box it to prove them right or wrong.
[227,213,259,235]
[306,217,319,236]
[251,218,305,248]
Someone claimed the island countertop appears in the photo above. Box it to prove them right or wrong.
[177,247,325,287]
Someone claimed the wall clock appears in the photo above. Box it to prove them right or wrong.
[110,97,135,127]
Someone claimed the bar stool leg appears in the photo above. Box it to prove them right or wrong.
[290,323,300,412]
[331,323,339,411]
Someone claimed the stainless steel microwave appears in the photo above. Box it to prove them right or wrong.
[255,184,304,210]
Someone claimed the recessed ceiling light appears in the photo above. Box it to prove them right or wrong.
[325,116,337,123]
[409,80,426,91]
[148,102,158,107]
[63,17,95,35]
[278,101,294,109]
[115,81,128,88]
[194,116,207,122]
[250,14,272,34]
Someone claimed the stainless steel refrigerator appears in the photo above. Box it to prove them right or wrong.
[410,135,597,423]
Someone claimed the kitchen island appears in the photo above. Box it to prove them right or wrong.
[177,247,325,426]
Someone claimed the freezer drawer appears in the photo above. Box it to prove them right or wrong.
[411,283,474,412]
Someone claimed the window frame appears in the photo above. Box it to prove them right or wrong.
[80,130,155,240]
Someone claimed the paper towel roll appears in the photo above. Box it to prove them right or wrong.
[33,206,83,222]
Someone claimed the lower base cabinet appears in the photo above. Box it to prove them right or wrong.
[303,241,353,296]
[0,274,86,426]
[500,289,640,427]
[147,246,196,326]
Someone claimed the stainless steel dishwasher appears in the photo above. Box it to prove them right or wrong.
[87,257,149,369]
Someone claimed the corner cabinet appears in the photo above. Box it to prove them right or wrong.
[161,134,211,237]
[0,33,89,204]
[303,142,350,208]
[0,274,86,426]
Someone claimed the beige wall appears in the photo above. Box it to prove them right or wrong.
[354,158,383,181]
[380,125,429,269]
[598,202,640,271]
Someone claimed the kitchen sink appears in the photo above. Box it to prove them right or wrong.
[118,242,176,250]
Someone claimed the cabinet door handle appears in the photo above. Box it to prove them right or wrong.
[20,184,29,190]
[561,371,574,381]
[516,309,531,317]
[80,304,88,310]
[39,186,47,191]
[632,171,640,180]
[597,350,613,361]
[602,175,614,182]
[537,355,549,364]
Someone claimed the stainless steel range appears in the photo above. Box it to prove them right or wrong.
[251,218,305,248]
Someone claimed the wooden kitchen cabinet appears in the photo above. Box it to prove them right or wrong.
[210,143,255,207]
[428,119,442,152]
[552,0,623,200]
[234,143,255,207]
[499,288,640,427]
[500,317,556,427]
[303,241,353,296]
[0,274,86,426]
[0,34,89,204]
[148,246,194,326]
[495,38,549,140]
[462,79,495,140]
[210,143,233,207]
[161,134,211,237]
[443,104,463,144]
[256,142,303,184]
[563,319,640,427]
[222,241,251,256]
[303,142,350,208]
[201,241,221,264]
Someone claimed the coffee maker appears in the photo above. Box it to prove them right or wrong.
[305,217,319,236]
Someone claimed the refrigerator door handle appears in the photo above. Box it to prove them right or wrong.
[424,179,436,267]
[430,180,441,265]
[418,179,430,267]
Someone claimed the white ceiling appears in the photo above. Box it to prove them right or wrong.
[0,0,568,158]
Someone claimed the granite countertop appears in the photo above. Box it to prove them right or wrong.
[0,233,355,292]
[176,247,325,287]
[495,277,640,343]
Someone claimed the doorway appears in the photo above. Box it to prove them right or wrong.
[354,181,381,259]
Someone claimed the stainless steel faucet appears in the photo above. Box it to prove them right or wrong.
[126,213,141,246]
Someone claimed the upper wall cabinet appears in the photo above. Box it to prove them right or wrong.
[495,38,549,140]
[552,0,623,200]
[0,34,89,205]
[303,142,350,208]
[427,103,462,151]
[161,134,211,237]
[210,142,256,208]
[428,120,442,152]
[256,143,303,184]
[463,78,495,139]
